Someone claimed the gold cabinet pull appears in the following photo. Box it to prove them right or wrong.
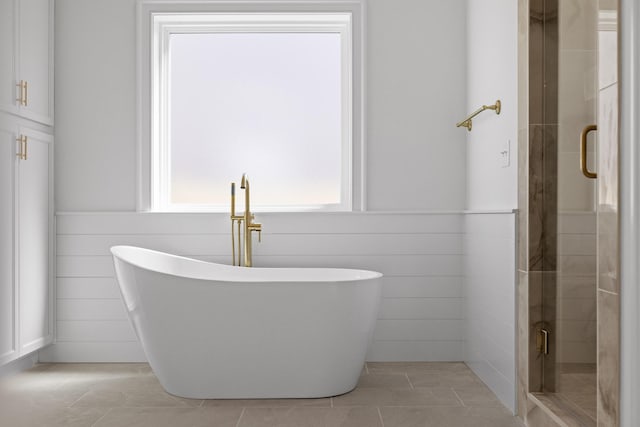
[16,136,23,159]
[16,81,24,105]
[23,80,28,106]
[580,125,597,179]
[16,135,27,160]
[16,80,27,106]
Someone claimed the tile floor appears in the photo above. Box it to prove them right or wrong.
[0,362,525,427]
[555,363,597,424]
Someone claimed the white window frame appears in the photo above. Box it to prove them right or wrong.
[136,0,366,212]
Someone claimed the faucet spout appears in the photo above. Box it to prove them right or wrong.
[241,173,250,220]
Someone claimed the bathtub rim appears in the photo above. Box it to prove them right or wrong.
[111,245,383,283]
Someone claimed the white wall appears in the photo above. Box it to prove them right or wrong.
[54,0,468,212]
[366,0,467,211]
[465,0,518,211]
[55,0,137,212]
[463,0,519,415]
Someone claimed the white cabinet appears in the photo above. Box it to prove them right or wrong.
[0,118,53,365]
[0,0,54,126]
[0,0,17,117]
[0,124,18,366]
[0,0,53,367]
[17,126,53,354]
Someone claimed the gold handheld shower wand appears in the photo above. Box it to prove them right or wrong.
[230,182,243,266]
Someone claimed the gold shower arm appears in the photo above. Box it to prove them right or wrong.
[456,100,502,131]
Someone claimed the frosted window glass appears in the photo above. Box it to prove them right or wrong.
[168,32,343,208]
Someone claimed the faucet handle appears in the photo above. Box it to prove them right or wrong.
[249,223,262,242]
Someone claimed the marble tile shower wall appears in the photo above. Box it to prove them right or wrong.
[516,0,560,423]
[556,0,599,366]
[41,212,467,363]
[557,212,597,364]
[557,0,598,213]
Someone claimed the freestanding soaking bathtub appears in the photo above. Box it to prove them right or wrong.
[110,245,382,399]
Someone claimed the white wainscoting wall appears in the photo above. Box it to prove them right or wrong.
[463,211,517,413]
[40,212,467,363]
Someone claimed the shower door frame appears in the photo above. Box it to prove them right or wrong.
[619,0,640,426]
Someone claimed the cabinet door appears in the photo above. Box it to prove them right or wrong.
[18,0,53,125]
[0,122,17,365]
[17,127,52,354]
[0,0,18,116]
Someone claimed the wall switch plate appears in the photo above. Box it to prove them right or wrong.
[500,140,510,168]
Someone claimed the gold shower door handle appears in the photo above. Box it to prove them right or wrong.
[580,125,597,179]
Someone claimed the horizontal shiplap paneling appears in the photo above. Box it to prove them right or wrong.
[56,278,121,299]
[57,233,463,256]
[56,320,137,342]
[367,340,464,362]
[380,276,462,298]
[39,342,146,363]
[41,211,467,363]
[463,212,517,413]
[56,299,128,321]
[378,298,462,320]
[373,319,464,341]
[56,212,464,235]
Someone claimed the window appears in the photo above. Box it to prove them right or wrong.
[138,2,364,212]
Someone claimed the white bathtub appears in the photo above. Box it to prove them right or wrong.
[110,245,382,399]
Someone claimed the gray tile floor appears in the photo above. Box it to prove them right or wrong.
[0,362,524,427]
[556,363,597,423]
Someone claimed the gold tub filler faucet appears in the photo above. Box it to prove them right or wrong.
[230,173,262,267]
